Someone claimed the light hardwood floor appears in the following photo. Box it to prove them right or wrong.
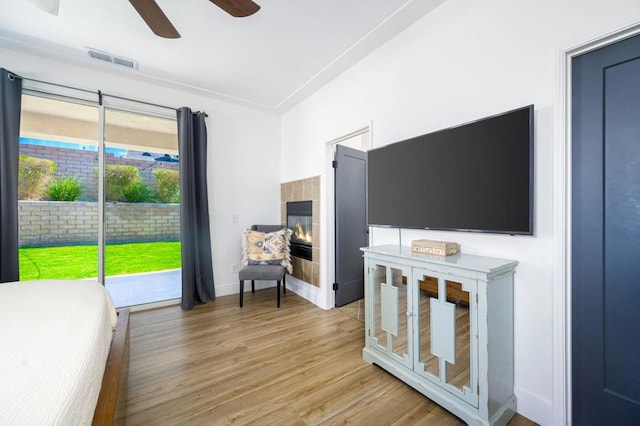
[125,289,536,425]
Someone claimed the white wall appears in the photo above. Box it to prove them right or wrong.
[0,48,282,297]
[280,0,640,424]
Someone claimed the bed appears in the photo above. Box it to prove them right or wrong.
[0,279,130,425]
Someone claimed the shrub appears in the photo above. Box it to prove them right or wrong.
[104,165,139,202]
[122,180,153,203]
[18,155,57,200]
[153,168,180,203]
[46,176,83,201]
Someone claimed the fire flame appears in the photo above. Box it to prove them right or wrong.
[295,223,312,243]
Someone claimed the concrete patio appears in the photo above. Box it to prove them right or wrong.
[105,268,181,308]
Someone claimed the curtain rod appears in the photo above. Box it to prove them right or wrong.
[18,74,179,113]
[104,91,178,113]
[20,74,96,96]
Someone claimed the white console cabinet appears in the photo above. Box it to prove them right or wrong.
[361,245,518,425]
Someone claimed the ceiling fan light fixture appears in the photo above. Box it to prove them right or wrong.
[27,0,60,15]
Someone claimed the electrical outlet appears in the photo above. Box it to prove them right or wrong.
[232,214,239,223]
[232,264,239,273]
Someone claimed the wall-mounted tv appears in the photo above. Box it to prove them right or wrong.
[367,105,534,235]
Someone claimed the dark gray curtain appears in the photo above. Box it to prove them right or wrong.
[0,69,22,283]
[177,107,215,309]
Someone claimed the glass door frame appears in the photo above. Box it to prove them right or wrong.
[22,81,177,287]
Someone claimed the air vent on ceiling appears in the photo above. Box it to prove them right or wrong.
[87,48,138,70]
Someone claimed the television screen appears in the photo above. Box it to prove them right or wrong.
[367,105,533,235]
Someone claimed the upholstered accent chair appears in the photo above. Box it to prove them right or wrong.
[239,225,291,308]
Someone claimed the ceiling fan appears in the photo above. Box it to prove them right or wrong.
[129,0,260,39]
[27,0,260,39]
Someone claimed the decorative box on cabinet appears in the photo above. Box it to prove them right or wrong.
[361,245,518,426]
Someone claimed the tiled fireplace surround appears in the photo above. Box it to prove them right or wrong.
[281,176,320,287]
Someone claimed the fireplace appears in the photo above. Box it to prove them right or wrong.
[287,201,312,261]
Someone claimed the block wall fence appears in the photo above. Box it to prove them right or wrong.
[19,201,180,247]
[19,144,179,201]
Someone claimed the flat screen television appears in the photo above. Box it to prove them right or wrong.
[367,105,534,235]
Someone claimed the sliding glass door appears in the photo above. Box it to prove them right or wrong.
[18,92,181,308]
[18,94,100,281]
[103,108,181,307]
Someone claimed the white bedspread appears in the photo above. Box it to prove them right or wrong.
[0,280,117,425]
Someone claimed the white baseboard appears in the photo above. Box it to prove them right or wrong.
[285,275,331,310]
[514,385,553,425]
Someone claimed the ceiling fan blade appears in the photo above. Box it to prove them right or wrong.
[209,0,260,17]
[27,0,60,15]
[129,0,181,39]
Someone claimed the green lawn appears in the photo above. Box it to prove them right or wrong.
[19,241,181,280]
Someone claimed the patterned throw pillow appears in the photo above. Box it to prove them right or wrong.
[241,228,293,273]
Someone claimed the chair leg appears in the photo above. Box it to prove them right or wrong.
[283,274,286,294]
[251,280,255,293]
[277,280,281,308]
[239,280,244,307]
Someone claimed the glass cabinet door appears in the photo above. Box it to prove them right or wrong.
[416,273,441,379]
[367,261,412,368]
[413,269,478,407]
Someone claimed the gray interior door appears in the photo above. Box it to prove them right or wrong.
[572,33,640,425]
[334,144,367,307]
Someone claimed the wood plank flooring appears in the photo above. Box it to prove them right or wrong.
[125,289,536,425]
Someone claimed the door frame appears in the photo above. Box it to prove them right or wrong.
[324,124,372,309]
[20,80,179,309]
[554,20,640,426]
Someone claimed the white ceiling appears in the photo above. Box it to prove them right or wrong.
[0,0,445,113]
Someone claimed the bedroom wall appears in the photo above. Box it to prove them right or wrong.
[280,0,640,424]
[0,47,282,297]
